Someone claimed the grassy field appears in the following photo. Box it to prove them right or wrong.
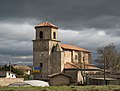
[0,85,120,91]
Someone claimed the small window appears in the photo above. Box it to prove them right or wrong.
[53,32,56,39]
[40,52,44,57]
[39,31,43,38]
[41,54,44,57]
[75,55,78,60]
[40,63,43,67]
[83,57,85,61]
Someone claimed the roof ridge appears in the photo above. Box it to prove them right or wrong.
[35,22,58,28]
[61,44,90,52]
[65,62,80,68]
[48,72,71,77]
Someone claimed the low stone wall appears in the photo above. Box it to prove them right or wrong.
[0,78,24,86]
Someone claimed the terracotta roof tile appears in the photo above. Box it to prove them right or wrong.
[64,62,99,70]
[61,44,90,52]
[48,73,71,78]
[64,62,80,69]
[80,63,100,69]
[35,22,58,28]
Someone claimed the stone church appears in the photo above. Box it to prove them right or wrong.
[33,22,97,85]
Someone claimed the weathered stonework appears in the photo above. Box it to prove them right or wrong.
[33,22,92,85]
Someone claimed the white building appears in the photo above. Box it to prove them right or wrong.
[6,71,16,78]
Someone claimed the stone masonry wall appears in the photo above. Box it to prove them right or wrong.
[0,78,24,86]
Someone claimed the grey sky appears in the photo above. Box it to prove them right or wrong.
[0,0,120,65]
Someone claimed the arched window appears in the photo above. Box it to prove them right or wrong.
[75,55,78,60]
[53,32,56,39]
[39,31,43,39]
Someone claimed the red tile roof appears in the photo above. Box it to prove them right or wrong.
[64,62,80,69]
[61,44,90,52]
[35,22,58,29]
[48,73,71,78]
[64,62,99,69]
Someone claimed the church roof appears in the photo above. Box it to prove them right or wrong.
[48,73,71,78]
[35,22,58,29]
[64,62,100,70]
[64,62,80,69]
[61,44,90,52]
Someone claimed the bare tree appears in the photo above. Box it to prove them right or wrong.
[96,43,119,73]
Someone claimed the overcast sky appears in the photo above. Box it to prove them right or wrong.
[0,0,120,65]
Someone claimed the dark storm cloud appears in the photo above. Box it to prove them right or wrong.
[0,22,33,65]
[0,22,33,54]
[0,54,32,66]
[0,0,120,29]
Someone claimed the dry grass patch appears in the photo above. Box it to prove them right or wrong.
[0,85,120,91]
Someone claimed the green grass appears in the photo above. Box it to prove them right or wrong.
[0,85,120,91]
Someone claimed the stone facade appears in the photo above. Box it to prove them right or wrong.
[48,73,70,86]
[33,22,92,85]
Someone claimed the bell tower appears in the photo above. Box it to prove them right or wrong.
[34,22,59,40]
[33,22,61,80]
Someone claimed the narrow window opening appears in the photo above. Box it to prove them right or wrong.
[39,63,43,67]
[53,32,56,39]
[39,31,43,39]
[75,55,78,60]
[41,54,44,57]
